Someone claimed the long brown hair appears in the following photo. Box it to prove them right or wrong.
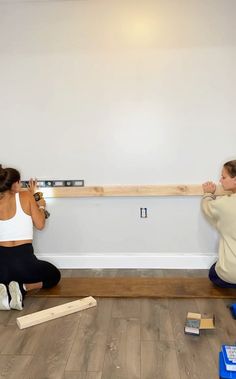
[224,160,236,178]
[0,164,20,193]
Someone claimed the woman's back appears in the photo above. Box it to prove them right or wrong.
[0,191,33,246]
[0,191,30,219]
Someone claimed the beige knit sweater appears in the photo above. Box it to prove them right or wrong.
[201,193,236,283]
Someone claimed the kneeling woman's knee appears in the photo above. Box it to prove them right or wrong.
[43,264,61,289]
[53,267,61,286]
[208,263,216,282]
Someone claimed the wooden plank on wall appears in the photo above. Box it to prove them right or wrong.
[23,185,229,198]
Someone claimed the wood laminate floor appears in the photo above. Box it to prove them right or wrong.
[0,269,235,379]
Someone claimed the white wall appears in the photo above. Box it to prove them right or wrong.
[0,0,236,268]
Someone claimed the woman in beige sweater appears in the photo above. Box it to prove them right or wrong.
[202,160,236,287]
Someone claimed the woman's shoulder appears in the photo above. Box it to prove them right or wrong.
[19,190,29,197]
[212,194,236,209]
[19,190,32,202]
[19,190,34,215]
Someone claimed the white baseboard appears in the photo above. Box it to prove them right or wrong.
[37,252,217,269]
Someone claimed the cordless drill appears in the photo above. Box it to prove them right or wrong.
[33,192,50,219]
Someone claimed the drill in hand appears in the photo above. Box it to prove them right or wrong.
[33,192,50,219]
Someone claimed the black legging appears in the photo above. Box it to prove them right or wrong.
[0,243,61,289]
[209,262,236,288]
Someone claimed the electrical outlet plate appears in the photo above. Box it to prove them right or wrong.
[21,180,85,188]
[140,207,148,218]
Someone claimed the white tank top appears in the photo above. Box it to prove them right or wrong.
[0,192,33,241]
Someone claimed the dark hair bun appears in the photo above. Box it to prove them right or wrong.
[0,165,21,192]
[0,165,7,182]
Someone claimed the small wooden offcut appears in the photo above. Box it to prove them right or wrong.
[17,296,97,329]
[28,277,236,298]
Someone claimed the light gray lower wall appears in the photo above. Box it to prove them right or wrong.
[33,196,218,269]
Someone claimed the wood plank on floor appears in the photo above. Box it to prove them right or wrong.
[28,277,236,298]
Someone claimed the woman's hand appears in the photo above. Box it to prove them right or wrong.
[37,197,46,208]
[202,181,216,194]
[27,178,38,195]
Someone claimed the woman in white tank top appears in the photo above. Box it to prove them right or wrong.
[0,164,60,310]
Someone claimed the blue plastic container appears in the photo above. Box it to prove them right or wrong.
[219,352,236,379]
